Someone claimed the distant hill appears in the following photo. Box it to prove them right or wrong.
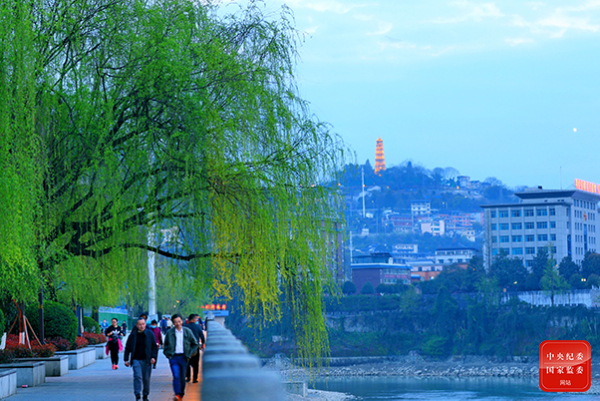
[342,161,516,215]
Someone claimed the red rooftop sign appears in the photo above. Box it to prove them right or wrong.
[575,179,600,194]
[539,340,591,392]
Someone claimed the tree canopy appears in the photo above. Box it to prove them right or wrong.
[0,0,347,363]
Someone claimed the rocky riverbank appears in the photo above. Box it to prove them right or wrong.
[285,389,356,401]
[265,354,600,379]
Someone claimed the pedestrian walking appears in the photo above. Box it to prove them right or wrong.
[184,314,205,383]
[124,318,158,401]
[163,314,199,401]
[166,317,173,329]
[149,319,163,369]
[100,319,109,332]
[160,316,168,334]
[105,318,124,369]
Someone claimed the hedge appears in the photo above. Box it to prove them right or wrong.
[0,308,4,334]
[83,316,101,334]
[26,300,77,345]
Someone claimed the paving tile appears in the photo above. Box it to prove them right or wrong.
[7,350,201,401]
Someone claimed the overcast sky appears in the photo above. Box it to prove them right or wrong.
[235,1,600,189]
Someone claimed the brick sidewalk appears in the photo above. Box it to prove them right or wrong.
[7,350,201,401]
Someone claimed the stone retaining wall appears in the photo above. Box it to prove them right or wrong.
[56,346,96,370]
[0,368,17,398]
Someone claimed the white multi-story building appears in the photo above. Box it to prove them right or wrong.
[435,247,478,265]
[411,200,431,217]
[481,188,600,269]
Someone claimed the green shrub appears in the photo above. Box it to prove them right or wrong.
[342,281,356,295]
[26,301,77,345]
[421,335,448,358]
[0,308,5,333]
[361,282,375,295]
[0,349,14,364]
[83,317,101,334]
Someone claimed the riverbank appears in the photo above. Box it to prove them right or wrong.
[265,354,600,379]
[285,389,356,401]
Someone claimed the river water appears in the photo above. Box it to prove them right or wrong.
[311,377,598,400]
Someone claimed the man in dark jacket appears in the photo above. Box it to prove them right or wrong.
[184,314,205,383]
[163,314,198,401]
[124,318,159,401]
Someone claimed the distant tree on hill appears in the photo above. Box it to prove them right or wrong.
[569,273,586,289]
[484,177,503,186]
[588,274,600,288]
[443,167,460,180]
[530,248,550,288]
[559,256,579,280]
[581,252,600,279]
[540,261,569,306]
[489,252,528,291]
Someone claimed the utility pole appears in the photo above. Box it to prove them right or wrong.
[362,166,366,218]
[148,229,157,321]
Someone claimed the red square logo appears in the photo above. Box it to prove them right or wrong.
[539,340,591,392]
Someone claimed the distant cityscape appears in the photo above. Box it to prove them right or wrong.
[346,137,600,292]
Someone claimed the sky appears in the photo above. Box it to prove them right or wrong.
[227,1,600,189]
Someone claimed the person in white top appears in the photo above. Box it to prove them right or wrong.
[162,314,199,401]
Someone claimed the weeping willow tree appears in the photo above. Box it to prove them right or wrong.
[0,1,42,301]
[0,0,347,362]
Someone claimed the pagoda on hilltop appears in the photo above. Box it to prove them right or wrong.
[374,137,386,174]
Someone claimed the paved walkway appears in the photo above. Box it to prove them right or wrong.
[8,350,201,401]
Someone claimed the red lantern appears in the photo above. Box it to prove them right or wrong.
[205,304,210,309]
[216,304,221,310]
[210,304,215,310]
[222,304,227,310]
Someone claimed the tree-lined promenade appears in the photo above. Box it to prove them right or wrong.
[0,0,346,365]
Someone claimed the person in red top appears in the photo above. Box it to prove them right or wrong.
[149,320,163,369]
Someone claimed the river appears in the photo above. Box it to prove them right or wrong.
[311,377,597,400]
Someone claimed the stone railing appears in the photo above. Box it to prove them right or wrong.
[201,318,285,401]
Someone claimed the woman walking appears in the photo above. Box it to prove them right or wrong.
[105,317,124,369]
[149,320,163,369]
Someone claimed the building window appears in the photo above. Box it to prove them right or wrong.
[550,246,557,254]
[550,234,556,241]
[499,210,509,218]
[511,210,521,217]
[525,247,535,255]
[526,235,535,242]
[500,223,509,230]
[538,234,548,241]
[537,208,548,216]
[549,208,556,216]
[491,224,497,230]
[492,248,498,256]
[512,235,522,242]
[512,248,523,255]
[525,209,534,217]
[492,236,497,243]
[550,221,556,228]
[537,222,548,229]
[525,222,534,230]
[500,236,509,243]
[525,260,533,267]
[490,211,496,218]
[512,223,522,230]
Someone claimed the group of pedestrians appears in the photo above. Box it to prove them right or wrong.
[103,313,205,401]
